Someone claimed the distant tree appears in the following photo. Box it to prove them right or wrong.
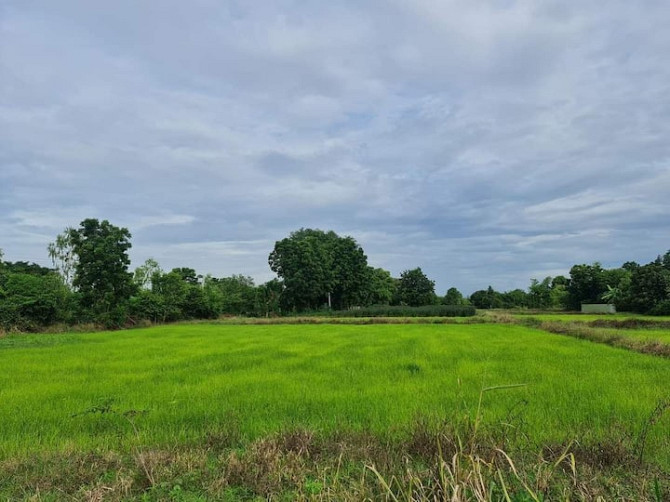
[600,267,633,310]
[133,258,162,290]
[255,279,284,317]
[622,261,640,272]
[550,282,569,309]
[269,228,369,311]
[657,251,670,270]
[566,263,607,310]
[528,277,552,309]
[470,286,503,309]
[151,270,189,321]
[2,261,54,276]
[0,271,71,329]
[396,267,436,306]
[501,289,528,309]
[629,263,670,313]
[66,219,135,324]
[172,267,201,285]
[363,267,396,306]
[551,275,569,288]
[47,228,77,289]
[210,275,257,315]
[442,287,465,305]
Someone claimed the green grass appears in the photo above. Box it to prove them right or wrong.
[591,327,670,344]
[1,323,670,470]
[513,312,670,322]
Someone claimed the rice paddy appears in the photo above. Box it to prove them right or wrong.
[1,319,669,499]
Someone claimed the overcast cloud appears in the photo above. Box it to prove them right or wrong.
[1,0,669,294]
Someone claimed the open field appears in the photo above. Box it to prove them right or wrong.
[1,321,669,499]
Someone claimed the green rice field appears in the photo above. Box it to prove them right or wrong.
[2,320,670,499]
[1,323,669,463]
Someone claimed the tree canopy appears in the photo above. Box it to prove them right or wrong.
[396,267,436,307]
[268,228,370,311]
[64,219,135,324]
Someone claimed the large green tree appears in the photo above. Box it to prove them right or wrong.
[566,263,607,310]
[268,228,369,311]
[442,287,466,306]
[629,263,670,313]
[362,267,397,305]
[63,219,135,323]
[396,267,436,306]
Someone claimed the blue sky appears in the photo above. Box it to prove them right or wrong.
[1,0,669,294]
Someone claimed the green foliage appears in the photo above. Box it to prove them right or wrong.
[254,278,283,317]
[567,263,608,310]
[528,277,552,308]
[66,219,135,325]
[47,228,77,289]
[208,275,257,316]
[470,286,503,309]
[648,300,670,316]
[442,287,466,305]
[501,288,528,308]
[2,261,54,276]
[128,289,165,323]
[363,267,397,305]
[269,228,370,311]
[171,267,201,285]
[630,264,670,313]
[133,258,162,290]
[327,304,475,317]
[396,267,436,306]
[0,272,72,330]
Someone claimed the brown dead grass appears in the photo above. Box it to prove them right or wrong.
[1,423,667,501]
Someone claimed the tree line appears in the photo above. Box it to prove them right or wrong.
[1,218,669,331]
[469,257,670,315]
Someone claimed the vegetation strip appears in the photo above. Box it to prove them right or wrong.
[1,423,668,501]
[519,317,670,358]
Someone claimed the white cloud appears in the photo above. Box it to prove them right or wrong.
[1,0,670,293]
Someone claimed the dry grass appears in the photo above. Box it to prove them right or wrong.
[2,422,667,501]
[529,320,670,358]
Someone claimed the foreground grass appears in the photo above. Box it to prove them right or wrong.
[3,423,667,501]
[1,323,669,499]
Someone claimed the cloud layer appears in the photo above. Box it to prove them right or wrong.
[2,0,669,293]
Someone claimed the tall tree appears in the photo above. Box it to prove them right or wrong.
[442,287,466,305]
[396,267,436,306]
[268,228,369,311]
[66,219,135,321]
[566,263,607,310]
[363,267,397,306]
[133,258,162,290]
[47,228,77,289]
[528,277,553,308]
[629,263,670,313]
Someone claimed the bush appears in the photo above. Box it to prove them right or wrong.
[0,273,72,331]
[326,304,476,318]
[648,300,670,316]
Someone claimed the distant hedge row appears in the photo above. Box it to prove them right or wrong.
[327,305,476,317]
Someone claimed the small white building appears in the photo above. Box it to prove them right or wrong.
[581,304,616,314]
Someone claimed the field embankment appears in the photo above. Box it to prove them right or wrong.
[513,314,670,359]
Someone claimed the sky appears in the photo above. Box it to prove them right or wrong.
[1,0,669,295]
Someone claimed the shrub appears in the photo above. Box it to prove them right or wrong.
[327,304,476,317]
[648,300,670,316]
